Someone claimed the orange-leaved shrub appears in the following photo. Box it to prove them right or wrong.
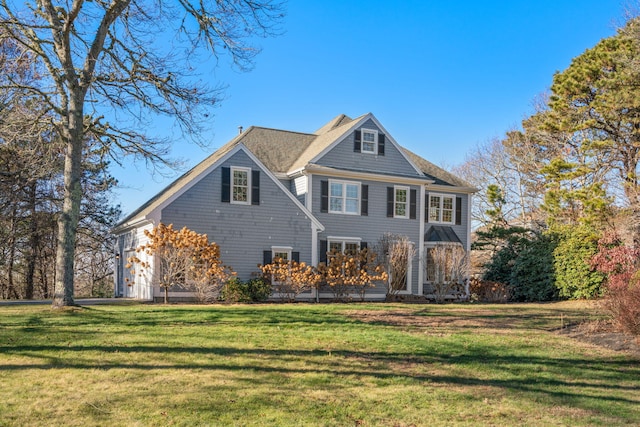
[126,223,233,303]
[260,257,322,302]
[317,249,388,301]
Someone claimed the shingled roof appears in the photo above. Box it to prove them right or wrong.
[402,148,473,187]
[114,113,474,230]
[230,126,316,173]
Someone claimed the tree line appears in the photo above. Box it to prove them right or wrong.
[0,36,120,298]
[456,18,640,334]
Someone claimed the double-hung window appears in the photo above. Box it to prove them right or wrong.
[429,194,455,224]
[231,166,250,204]
[328,239,361,257]
[361,129,378,154]
[329,180,360,215]
[394,186,409,219]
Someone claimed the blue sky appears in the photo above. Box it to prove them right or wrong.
[111,0,626,216]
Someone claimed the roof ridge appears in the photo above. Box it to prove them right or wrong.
[288,114,367,173]
[250,125,316,137]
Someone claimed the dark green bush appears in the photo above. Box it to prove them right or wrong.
[245,277,272,302]
[482,245,519,285]
[220,277,272,303]
[220,278,251,303]
[509,235,558,302]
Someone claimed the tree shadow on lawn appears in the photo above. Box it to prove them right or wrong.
[1,344,639,421]
[2,342,638,389]
[346,306,603,332]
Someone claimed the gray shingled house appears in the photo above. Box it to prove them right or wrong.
[112,113,476,301]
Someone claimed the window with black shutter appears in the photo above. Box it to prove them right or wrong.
[387,187,394,217]
[410,189,417,219]
[354,130,361,153]
[361,185,368,216]
[221,167,230,203]
[320,240,328,264]
[360,129,378,154]
[321,180,328,213]
[263,250,272,266]
[251,170,260,205]
[427,193,457,224]
[378,134,385,156]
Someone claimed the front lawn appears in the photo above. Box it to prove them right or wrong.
[0,302,638,426]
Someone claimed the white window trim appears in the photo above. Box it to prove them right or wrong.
[327,237,361,253]
[231,166,251,205]
[394,185,410,219]
[361,128,378,154]
[271,246,293,261]
[428,193,455,224]
[328,179,361,215]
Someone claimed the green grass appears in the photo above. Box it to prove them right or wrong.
[0,302,638,426]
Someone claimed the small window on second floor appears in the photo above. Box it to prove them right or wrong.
[361,129,378,154]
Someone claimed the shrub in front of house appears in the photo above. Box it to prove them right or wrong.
[245,277,272,302]
[220,278,251,303]
[220,277,272,303]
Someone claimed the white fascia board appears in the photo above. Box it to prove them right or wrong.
[366,114,426,177]
[148,143,248,221]
[111,217,154,235]
[303,164,434,186]
[307,114,371,164]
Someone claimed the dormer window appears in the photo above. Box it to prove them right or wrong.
[354,129,385,156]
[361,129,378,154]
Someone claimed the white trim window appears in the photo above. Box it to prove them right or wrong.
[328,238,361,256]
[361,128,378,154]
[272,246,292,262]
[329,180,360,215]
[394,186,409,219]
[428,193,455,224]
[231,166,251,204]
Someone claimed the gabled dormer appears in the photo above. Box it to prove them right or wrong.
[288,113,425,179]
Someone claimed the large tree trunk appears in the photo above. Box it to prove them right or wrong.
[7,206,18,299]
[25,182,38,299]
[52,97,84,308]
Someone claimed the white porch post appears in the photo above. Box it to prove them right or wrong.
[418,184,426,296]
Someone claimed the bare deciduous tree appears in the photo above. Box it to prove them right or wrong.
[127,223,233,304]
[0,0,283,307]
[426,244,469,303]
[374,233,416,297]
